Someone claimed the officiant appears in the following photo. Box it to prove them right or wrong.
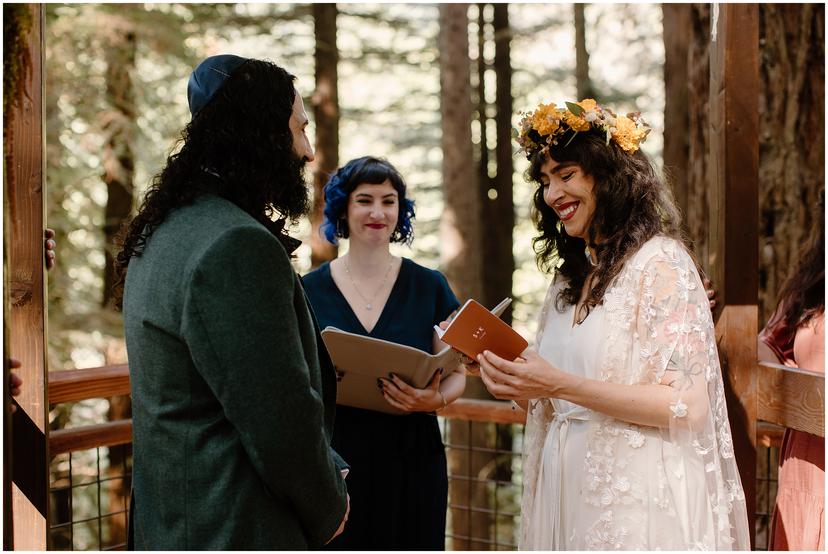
[302,156,465,550]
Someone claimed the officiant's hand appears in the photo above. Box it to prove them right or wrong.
[478,348,574,401]
[379,370,444,412]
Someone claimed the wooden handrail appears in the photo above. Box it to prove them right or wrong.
[49,364,130,405]
[49,420,133,455]
[756,361,824,437]
[440,398,526,424]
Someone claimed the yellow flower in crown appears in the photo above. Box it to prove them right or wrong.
[514,98,651,158]
[611,115,650,153]
[577,98,598,112]
[530,102,561,136]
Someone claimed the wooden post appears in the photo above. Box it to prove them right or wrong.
[708,3,759,547]
[4,4,49,549]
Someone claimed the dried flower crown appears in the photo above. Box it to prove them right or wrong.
[515,98,651,158]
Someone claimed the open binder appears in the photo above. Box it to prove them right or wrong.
[320,328,461,415]
[321,298,514,415]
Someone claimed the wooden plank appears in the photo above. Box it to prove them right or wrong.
[49,420,133,456]
[756,421,785,449]
[440,398,526,425]
[48,365,130,405]
[757,362,824,437]
[708,4,759,547]
[6,5,48,549]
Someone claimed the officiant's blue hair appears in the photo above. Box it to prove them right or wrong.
[321,156,416,246]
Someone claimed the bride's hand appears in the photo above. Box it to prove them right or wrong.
[477,348,572,401]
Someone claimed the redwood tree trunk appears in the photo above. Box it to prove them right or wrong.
[684,4,712,269]
[662,3,691,225]
[101,27,136,309]
[758,4,824,323]
[439,4,490,549]
[574,4,595,99]
[310,3,339,268]
[101,23,136,546]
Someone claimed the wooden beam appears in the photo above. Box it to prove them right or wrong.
[49,420,133,456]
[5,4,49,549]
[440,398,525,425]
[708,3,759,546]
[757,362,824,437]
[48,365,130,405]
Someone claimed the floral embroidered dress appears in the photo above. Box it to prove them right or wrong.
[520,236,750,550]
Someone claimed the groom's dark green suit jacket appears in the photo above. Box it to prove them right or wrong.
[123,194,348,549]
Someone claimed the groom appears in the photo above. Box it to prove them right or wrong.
[117,55,348,549]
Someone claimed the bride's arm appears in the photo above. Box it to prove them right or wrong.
[478,350,695,429]
[479,247,712,431]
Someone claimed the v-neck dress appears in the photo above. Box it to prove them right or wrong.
[302,258,460,550]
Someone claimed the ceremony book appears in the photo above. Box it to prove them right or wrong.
[320,328,462,415]
[434,298,528,362]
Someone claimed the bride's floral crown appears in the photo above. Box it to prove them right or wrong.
[515,98,651,159]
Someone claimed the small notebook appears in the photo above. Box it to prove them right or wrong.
[434,298,528,362]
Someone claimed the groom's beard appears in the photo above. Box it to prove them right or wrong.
[271,153,311,221]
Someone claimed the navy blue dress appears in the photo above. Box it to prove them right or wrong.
[303,258,460,550]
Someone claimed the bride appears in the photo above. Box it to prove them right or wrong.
[475,100,750,549]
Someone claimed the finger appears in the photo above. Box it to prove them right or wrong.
[438,321,449,330]
[709,300,716,309]
[707,288,715,299]
[381,389,411,412]
[479,362,515,400]
[44,228,55,239]
[480,350,520,377]
[46,239,56,251]
[10,373,23,388]
[381,378,414,404]
[388,373,418,395]
[9,358,21,369]
[427,370,442,390]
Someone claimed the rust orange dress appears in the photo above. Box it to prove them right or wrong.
[760,311,825,551]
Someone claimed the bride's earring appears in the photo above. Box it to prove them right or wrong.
[585,247,598,267]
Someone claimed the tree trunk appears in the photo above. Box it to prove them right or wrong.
[758,4,824,323]
[489,3,515,326]
[439,4,484,303]
[310,3,339,268]
[439,4,490,549]
[101,26,136,309]
[574,4,595,100]
[685,4,711,269]
[662,4,691,225]
[101,22,136,547]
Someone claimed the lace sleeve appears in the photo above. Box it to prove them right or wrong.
[635,243,712,433]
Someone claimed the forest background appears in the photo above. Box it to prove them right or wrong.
[30,3,823,550]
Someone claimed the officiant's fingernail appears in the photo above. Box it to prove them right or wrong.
[439,368,444,375]
[377,378,383,389]
[388,372,396,380]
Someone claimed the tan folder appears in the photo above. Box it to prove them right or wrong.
[321,328,461,415]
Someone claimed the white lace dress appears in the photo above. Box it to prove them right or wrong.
[519,236,750,550]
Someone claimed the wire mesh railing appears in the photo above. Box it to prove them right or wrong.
[49,444,132,551]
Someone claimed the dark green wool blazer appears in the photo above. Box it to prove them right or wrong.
[123,194,347,550]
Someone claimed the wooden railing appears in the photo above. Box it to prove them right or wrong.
[46,361,824,550]
[47,361,825,455]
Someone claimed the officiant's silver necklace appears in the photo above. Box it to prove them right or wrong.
[344,255,394,311]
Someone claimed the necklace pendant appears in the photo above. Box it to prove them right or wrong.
[365,304,372,310]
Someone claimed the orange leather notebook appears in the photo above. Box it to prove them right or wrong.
[436,298,528,361]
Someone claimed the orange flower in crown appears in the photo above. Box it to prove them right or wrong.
[515,98,651,159]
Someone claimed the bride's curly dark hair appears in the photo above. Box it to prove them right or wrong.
[529,130,688,321]
[113,60,308,309]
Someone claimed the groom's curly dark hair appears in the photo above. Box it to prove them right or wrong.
[528,131,690,322]
[113,60,309,309]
